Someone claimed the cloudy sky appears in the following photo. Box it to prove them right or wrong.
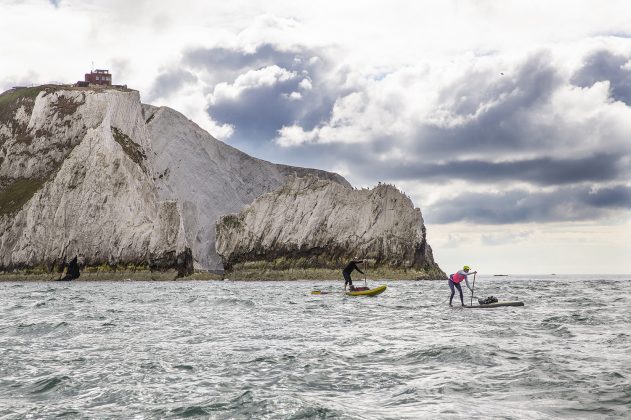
[2,0,630,274]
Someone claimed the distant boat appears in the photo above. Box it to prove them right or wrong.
[493,274,509,277]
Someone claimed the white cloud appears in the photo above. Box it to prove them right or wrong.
[234,14,306,52]
[148,84,235,140]
[298,78,312,90]
[275,125,317,147]
[287,91,302,100]
[211,65,297,103]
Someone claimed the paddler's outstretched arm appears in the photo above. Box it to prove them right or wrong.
[462,270,478,292]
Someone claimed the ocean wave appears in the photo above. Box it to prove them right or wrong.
[29,376,69,394]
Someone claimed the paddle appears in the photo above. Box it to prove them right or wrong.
[470,272,476,306]
[311,290,343,295]
[363,257,367,287]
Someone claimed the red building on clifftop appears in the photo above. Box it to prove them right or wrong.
[83,69,112,85]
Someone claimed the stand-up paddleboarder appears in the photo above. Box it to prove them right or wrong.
[343,258,364,291]
[448,265,477,306]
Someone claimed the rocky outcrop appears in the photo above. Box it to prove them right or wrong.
[216,175,445,279]
[0,86,191,274]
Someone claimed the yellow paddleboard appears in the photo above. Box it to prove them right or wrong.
[345,284,387,297]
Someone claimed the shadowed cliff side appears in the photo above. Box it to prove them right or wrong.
[216,175,446,280]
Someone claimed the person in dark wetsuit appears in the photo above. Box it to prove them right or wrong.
[343,258,364,291]
[58,256,80,281]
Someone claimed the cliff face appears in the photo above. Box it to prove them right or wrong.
[0,86,190,273]
[0,85,349,274]
[144,105,350,271]
[215,175,445,279]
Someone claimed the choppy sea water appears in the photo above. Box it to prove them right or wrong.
[1,275,630,419]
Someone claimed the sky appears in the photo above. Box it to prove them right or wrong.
[1,0,630,274]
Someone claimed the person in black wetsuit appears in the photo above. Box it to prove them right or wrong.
[343,258,364,291]
[58,256,80,281]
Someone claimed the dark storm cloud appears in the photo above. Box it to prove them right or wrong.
[185,43,309,76]
[183,43,350,140]
[583,184,631,208]
[425,185,631,224]
[439,53,560,117]
[571,50,631,105]
[209,73,307,140]
[354,153,624,186]
[412,52,564,157]
[148,68,197,101]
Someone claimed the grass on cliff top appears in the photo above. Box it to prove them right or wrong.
[0,86,47,107]
[0,85,86,117]
[0,84,133,102]
[0,87,47,131]
[0,178,45,217]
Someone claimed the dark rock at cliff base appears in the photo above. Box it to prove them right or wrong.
[58,256,80,281]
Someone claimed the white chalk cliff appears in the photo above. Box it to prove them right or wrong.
[0,85,349,273]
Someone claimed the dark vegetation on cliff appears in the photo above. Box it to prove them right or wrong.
[0,178,46,216]
[111,126,147,172]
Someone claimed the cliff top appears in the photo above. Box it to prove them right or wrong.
[0,84,135,102]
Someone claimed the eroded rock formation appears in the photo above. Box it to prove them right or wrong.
[216,175,445,279]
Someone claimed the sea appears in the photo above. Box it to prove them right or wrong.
[1,275,629,419]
